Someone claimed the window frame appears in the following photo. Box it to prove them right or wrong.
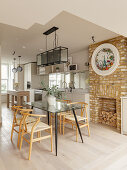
[1,64,14,93]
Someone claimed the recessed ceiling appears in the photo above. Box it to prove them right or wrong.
[0,11,118,64]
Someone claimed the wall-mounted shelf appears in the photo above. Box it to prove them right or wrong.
[37,63,89,75]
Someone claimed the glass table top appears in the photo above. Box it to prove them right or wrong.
[26,101,82,113]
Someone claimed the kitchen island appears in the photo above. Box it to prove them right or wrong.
[7,90,30,108]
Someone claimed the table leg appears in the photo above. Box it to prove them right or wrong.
[11,95,14,106]
[20,96,23,106]
[17,96,21,106]
[47,111,49,125]
[30,106,33,113]
[7,94,9,108]
[72,108,83,143]
[15,96,17,102]
[55,113,58,156]
[27,95,30,102]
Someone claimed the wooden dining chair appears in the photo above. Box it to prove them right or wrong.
[19,109,53,160]
[11,106,23,142]
[50,99,71,134]
[63,102,90,141]
[11,106,36,148]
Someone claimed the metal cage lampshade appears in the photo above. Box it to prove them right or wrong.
[37,46,68,66]
[37,27,68,66]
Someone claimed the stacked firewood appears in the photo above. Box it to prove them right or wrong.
[99,111,117,127]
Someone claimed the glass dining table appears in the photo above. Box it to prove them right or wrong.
[26,101,84,156]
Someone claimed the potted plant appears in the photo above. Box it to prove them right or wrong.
[41,81,62,105]
[14,83,19,91]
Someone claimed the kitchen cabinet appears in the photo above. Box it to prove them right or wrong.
[37,63,65,75]
[24,63,37,90]
[37,66,52,75]
[121,96,127,134]
[52,64,64,73]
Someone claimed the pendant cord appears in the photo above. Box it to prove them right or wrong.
[53,31,58,48]
[14,58,15,67]
[18,56,21,66]
[55,31,56,48]
[46,35,47,51]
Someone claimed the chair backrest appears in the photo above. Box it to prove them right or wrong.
[69,102,88,117]
[59,99,71,104]
[59,99,72,113]
[20,109,34,122]
[20,109,46,132]
[11,106,23,124]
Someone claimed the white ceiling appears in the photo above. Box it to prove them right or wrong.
[0,11,118,64]
[0,0,127,36]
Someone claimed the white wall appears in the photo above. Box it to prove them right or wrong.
[0,46,2,124]
[1,94,7,103]
[17,65,24,90]
[70,49,89,70]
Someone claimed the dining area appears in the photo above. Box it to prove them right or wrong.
[10,99,90,160]
[2,98,127,170]
[1,6,127,168]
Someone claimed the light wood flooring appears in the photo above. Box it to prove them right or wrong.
[1,104,127,170]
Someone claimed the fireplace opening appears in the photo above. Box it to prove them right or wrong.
[99,98,117,127]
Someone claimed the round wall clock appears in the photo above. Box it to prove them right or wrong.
[91,43,120,76]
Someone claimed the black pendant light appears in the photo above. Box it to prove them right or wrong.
[17,56,23,72]
[12,58,17,73]
[37,26,68,66]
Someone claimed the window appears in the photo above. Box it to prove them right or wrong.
[1,64,14,93]
[49,73,62,88]
[65,73,70,88]
[49,73,70,88]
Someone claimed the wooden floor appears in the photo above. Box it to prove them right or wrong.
[1,104,127,170]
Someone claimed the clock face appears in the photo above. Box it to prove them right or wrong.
[91,43,120,76]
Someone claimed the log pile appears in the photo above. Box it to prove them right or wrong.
[99,111,117,127]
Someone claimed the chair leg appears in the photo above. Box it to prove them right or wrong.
[59,114,61,134]
[87,124,90,136]
[11,124,14,141]
[50,126,53,152]
[76,126,78,142]
[20,129,24,150]
[50,113,52,126]
[37,131,41,143]
[63,116,65,135]
[72,124,74,130]
[17,126,21,148]
[28,132,33,160]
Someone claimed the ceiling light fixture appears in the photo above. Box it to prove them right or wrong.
[37,26,68,66]
[12,58,17,73]
[17,56,23,72]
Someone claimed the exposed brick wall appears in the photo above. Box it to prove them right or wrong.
[89,36,127,131]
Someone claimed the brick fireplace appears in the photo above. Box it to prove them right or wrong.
[89,36,127,131]
[98,98,117,127]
